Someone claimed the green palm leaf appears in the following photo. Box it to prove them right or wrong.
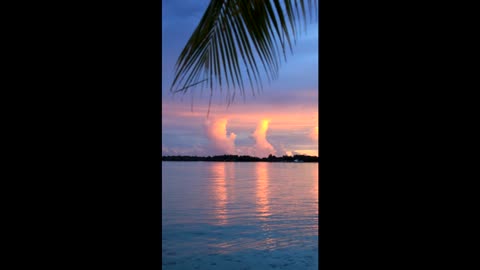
[170,0,317,107]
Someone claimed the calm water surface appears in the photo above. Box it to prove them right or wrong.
[162,162,318,270]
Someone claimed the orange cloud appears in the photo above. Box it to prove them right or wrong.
[163,100,319,157]
[205,118,237,155]
[252,119,276,157]
[293,149,318,156]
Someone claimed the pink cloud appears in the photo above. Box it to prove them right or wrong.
[204,118,237,155]
[163,100,319,157]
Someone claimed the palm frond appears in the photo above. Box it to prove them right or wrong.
[170,0,317,106]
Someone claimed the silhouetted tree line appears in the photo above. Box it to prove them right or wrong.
[162,154,319,162]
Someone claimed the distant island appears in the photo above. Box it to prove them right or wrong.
[162,154,319,163]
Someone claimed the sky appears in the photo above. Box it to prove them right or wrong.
[162,0,318,157]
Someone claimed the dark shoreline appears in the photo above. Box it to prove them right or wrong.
[162,154,319,163]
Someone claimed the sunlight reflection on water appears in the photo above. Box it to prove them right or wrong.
[162,162,318,269]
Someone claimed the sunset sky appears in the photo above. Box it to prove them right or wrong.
[162,0,318,157]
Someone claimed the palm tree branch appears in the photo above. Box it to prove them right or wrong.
[170,0,317,103]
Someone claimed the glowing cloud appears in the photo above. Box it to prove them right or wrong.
[252,119,276,157]
[205,118,237,155]
[293,149,318,156]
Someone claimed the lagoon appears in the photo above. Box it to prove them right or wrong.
[162,161,319,270]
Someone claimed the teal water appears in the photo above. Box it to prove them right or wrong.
[162,162,319,270]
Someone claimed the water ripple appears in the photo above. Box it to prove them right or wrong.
[162,162,318,269]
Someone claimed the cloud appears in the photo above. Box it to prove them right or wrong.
[271,143,291,157]
[162,144,207,156]
[204,118,237,155]
[162,144,170,155]
[162,101,319,157]
[309,126,318,141]
[292,149,318,156]
[251,120,276,157]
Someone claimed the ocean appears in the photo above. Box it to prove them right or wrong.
[162,161,319,270]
